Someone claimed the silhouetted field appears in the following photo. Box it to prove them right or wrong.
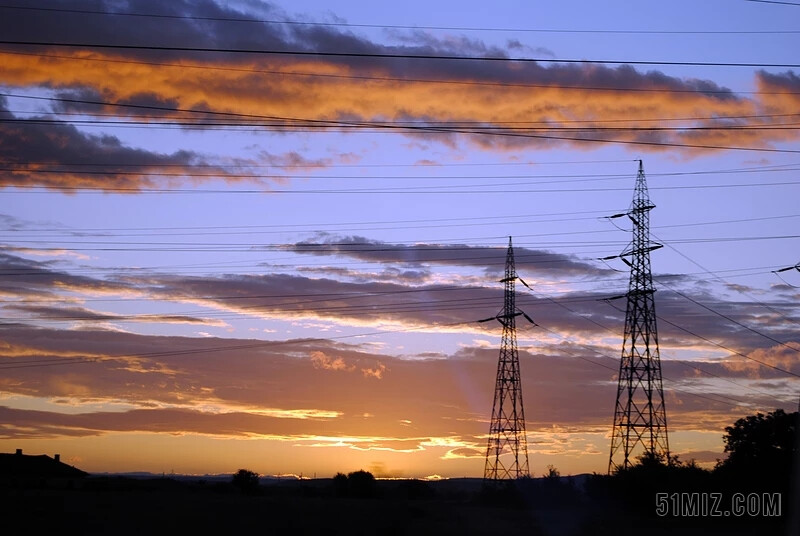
[2,473,788,536]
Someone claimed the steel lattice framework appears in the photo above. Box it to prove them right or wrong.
[483,237,531,481]
[608,160,670,473]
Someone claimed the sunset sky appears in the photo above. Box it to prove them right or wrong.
[1,0,799,479]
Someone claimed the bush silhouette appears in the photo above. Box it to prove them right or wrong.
[330,470,378,498]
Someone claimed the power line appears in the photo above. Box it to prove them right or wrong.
[745,0,800,6]
[0,211,605,232]
[0,295,502,323]
[11,92,800,127]
[4,181,800,194]
[533,288,793,405]
[658,280,800,357]
[600,210,800,377]
[531,322,774,410]
[0,211,614,235]
[2,233,799,253]
[0,154,635,171]
[0,264,786,305]
[644,305,800,380]
[9,117,800,134]
[600,302,800,400]
[3,213,796,242]
[1,211,797,236]
[1,4,797,34]
[4,167,800,187]
[5,93,800,155]
[7,110,800,128]
[2,40,800,69]
[18,296,619,326]
[0,257,785,287]
[0,247,610,270]
[654,233,800,330]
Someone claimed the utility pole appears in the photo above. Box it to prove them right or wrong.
[481,237,534,481]
[606,160,670,473]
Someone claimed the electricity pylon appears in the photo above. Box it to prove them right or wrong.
[481,236,535,481]
[606,160,670,473]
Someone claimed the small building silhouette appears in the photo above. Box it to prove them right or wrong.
[0,448,88,488]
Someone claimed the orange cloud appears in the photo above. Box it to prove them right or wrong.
[310,350,355,372]
[3,53,751,127]
[719,342,800,377]
[1,49,797,190]
[1,2,798,195]
[361,362,387,379]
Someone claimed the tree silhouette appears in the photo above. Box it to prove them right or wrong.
[332,472,348,496]
[346,470,377,498]
[717,408,797,486]
[232,469,260,494]
[714,409,800,491]
[544,464,561,479]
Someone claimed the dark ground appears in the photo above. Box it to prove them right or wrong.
[1,475,790,535]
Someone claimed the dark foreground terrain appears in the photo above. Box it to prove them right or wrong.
[1,473,790,536]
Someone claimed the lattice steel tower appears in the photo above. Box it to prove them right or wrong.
[482,237,532,481]
[608,160,669,473]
